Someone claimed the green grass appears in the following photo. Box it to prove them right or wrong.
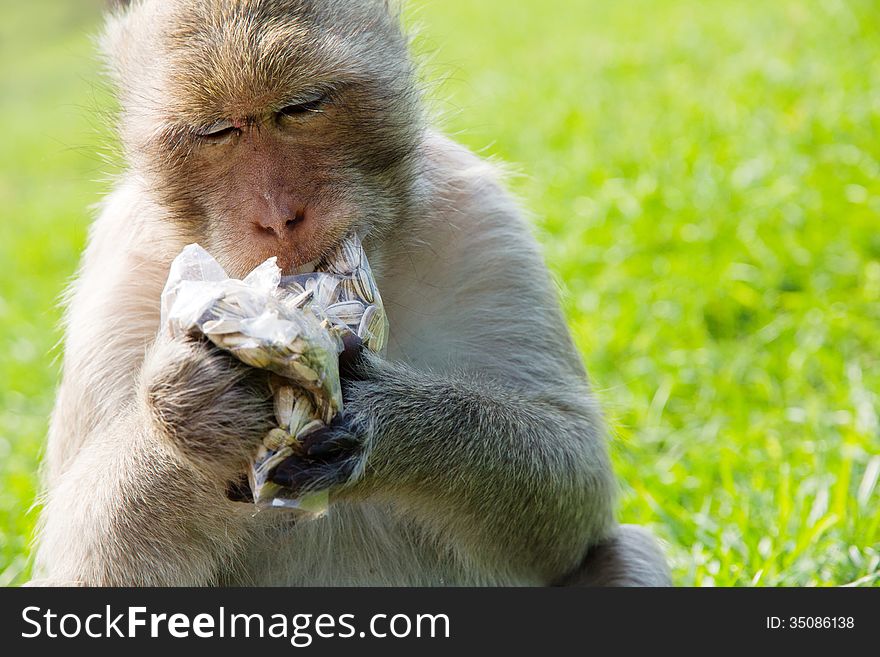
[1,0,878,587]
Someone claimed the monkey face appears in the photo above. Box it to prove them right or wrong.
[105,0,422,277]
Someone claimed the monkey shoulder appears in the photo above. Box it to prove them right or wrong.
[381,132,576,376]
[405,131,548,278]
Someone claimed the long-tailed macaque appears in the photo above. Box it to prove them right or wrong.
[31,0,671,586]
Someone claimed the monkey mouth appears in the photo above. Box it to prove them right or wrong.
[292,259,319,275]
[273,253,321,277]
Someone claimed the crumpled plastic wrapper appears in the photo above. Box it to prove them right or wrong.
[160,234,388,514]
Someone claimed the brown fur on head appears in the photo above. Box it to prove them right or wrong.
[102,0,422,276]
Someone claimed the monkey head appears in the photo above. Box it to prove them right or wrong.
[102,0,422,276]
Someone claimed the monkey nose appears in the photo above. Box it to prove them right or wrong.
[255,205,306,239]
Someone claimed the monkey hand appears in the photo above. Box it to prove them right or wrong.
[268,334,372,497]
[268,412,370,496]
[141,335,276,477]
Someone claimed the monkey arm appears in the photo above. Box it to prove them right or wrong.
[34,409,253,586]
[33,187,260,586]
[34,322,266,586]
[36,324,275,586]
[303,134,619,583]
[336,354,617,585]
[35,329,276,586]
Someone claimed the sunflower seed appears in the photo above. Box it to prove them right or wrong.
[352,267,376,303]
[357,304,377,341]
[279,277,306,295]
[315,276,343,307]
[314,395,338,424]
[211,332,250,349]
[254,445,295,477]
[290,360,320,383]
[274,386,295,427]
[324,240,363,275]
[337,278,359,303]
[281,288,313,311]
[325,299,366,326]
[295,419,325,440]
[263,428,291,451]
[289,393,315,435]
[232,346,271,369]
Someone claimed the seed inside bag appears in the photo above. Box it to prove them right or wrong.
[263,428,291,451]
[322,239,363,275]
[289,393,315,435]
[201,318,243,334]
[253,444,295,479]
[274,386,295,428]
[316,276,343,307]
[326,299,366,326]
[282,288,313,311]
[295,419,325,439]
[289,360,320,383]
[353,268,376,303]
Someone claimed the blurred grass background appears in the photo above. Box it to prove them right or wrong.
[1,0,878,586]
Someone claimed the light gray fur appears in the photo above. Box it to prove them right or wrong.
[556,525,672,587]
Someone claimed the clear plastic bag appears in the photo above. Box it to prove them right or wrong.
[160,233,388,513]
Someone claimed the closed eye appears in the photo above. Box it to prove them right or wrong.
[196,120,240,143]
[277,92,328,118]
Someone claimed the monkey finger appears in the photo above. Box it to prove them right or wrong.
[300,421,361,459]
[269,453,357,493]
[303,432,361,459]
[267,458,312,490]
